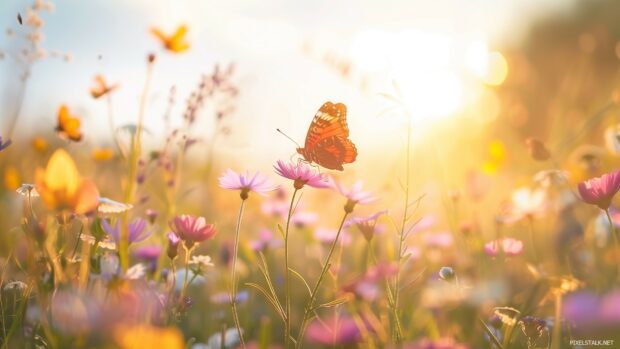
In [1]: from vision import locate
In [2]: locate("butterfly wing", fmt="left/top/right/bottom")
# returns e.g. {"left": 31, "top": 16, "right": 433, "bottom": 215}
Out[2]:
{"left": 302, "top": 101, "right": 357, "bottom": 171}
{"left": 170, "top": 25, "right": 189, "bottom": 52}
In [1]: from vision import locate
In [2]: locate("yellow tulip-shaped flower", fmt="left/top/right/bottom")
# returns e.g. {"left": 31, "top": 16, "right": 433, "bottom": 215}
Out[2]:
{"left": 35, "top": 149, "right": 99, "bottom": 214}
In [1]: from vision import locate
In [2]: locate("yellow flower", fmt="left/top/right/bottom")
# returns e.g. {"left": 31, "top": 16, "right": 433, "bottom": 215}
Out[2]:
{"left": 4, "top": 166, "right": 20, "bottom": 190}
{"left": 115, "top": 325, "right": 184, "bottom": 349}
{"left": 150, "top": 25, "right": 190, "bottom": 53}
{"left": 35, "top": 149, "right": 99, "bottom": 214}
{"left": 32, "top": 136, "right": 49, "bottom": 153}
{"left": 92, "top": 147, "right": 114, "bottom": 162}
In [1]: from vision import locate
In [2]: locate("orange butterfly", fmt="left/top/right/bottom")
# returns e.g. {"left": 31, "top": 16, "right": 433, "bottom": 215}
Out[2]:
{"left": 90, "top": 75, "right": 118, "bottom": 99}
{"left": 296, "top": 101, "right": 357, "bottom": 171}
{"left": 55, "top": 105, "right": 82, "bottom": 142}
{"left": 150, "top": 25, "right": 190, "bottom": 53}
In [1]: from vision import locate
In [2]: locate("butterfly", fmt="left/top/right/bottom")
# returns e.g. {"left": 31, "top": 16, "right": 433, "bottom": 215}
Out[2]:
{"left": 296, "top": 101, "right": 357, "bottom": 171}
{"left": 150, "top": 25, "right": 190, "bottom": 53}
{"left": 90, "top": 75, "right": 118, "bottom": 99}
{"left": 55, "top": 105, "right": 82, "bottom": 142}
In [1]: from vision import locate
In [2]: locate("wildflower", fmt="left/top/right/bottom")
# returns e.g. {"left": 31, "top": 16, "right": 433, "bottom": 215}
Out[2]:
{"left": 577, "top": 169, "right": 620, "bottom": 210}
{"left": 92, "top": 147, "right": 114, "bottom": 162}
{"left": 500, "top": 187, "right": 547, "bottom": 223}
{"left": 306, "top": 313, "right": 361, "bottom": 345}
{"left": 171, "top": 215, "right": 217, "bottom": 246}
{"left": 218, "top": 169, "right": 276, "bottom": 199}
{"left": 145, "top": 209, "right": 158, "bottom": 224}
{"left": 205, "top": 328, "right": 242, "bottom": 349}
{"left": 115, "top": 325, "right": 184, "bottom": 349}
{"left": 314, "top": 227, "right": 352, "bottom": 246}
{"left": 4, "top": 166, "right": 20, "bottom": 190}
{"left": 347, "top": 210, "right": 388, "bottom": 241}
{"left": 274, "top": 160, "right": 330, "bottom": 189}
{"left": 525, "top": 137, "right": 551, "bottom": 161}
{"left": 189, "top": 255, "right": 214, "bottom": 269}
{"left": 291, "top": 211, "right": 318, "bottom": 227}
{"left": 150, "top": 25, "right": 190, "bottom": 53}
{"left": 331, "top": 178, "right": 377, "bottom": 213}
{"left": 97, "top": 197, "right": 133, "bottom": 214}
{"left": 3, "top": 281, "right": 27, "bottom": 291}
{"left": 125, "top": 263, "right": 147, "bottom": 280}
{"left": 0, "top": 136, "right": 11, "bottom": 151}
{"left": 166, "top": 232, "right": 181, "bottom": 259}
{"left": 100, "top": 253, "right": 120, "bottom": 280}
{"left": 35, "top": 149, "right": 99, "bottom": 214}
{"left": 101, "top": 218, "right": 151, "bottom": 245}
{"left": 484, "top": 238, "right": 524, "bottom": 257}
{"left": 134, "top": 245, "right": 162, "bottom": 271}
{"left": 55, "top": 105, "right": 83, "bottom": 142}
{"left": 249, "top": 228, "right": 282, "bottom": 252}
{"left": 90, "top": 75, "right": 118, "bottom": 99}
{"left": 563, "top": 291, "right": 620, "bottom": 330}
{"left": 16, "top": 183, "right": 39, "bottom": 197}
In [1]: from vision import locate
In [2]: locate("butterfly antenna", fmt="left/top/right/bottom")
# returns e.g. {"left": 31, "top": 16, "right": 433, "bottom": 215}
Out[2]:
{"left": 276, "top": 128, "right": 301, "bottom": 148}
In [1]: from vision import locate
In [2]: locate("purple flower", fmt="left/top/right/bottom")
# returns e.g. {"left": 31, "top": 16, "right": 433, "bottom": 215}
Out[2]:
{"left": 563, "top": 290, "right": 620, "bottom": 331}
{"left": 0, "top": 137, "right": 12, "bottom": 151}
{"left": 346, "top": 209, "right": 388, "bottom": 241}
{"left": 167, "top": 232, "right": 181, "bottom": 259}
{"left": 274, "top": 160, "right": 330, "bottom": 189}
{"left": 331, "top": 178, "right": 377, "bottom": 205}
{"left": 306, "top": 313, "right": 361, "bottom": 345}
{"left": 219, "top": 169, "right": 276, "bottom": 199}
{"left": 145, "top": 209, "right": 159, "bottom": 224}
{"left": 171, "top": 215, "right": 217, "bottom": 246}
{"left": 578, "top": 169, "right": 620, "bottom": 210}
{"left": 134, "top": 245, "right": 162, "bottom": 261}
{"left": 101, "top": 218, "right": 151, "bottom": 244}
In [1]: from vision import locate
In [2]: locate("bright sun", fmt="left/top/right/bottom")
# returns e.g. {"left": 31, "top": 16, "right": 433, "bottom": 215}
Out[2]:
{"left": 350, "top": 29, "right": 508, "bottom": 126}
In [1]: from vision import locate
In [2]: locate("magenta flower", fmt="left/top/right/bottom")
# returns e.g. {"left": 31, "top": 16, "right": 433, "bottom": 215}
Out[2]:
{"left": 274, "top": 160, "right": 330, "bottom": 189}
{"left": 0, "top": 137, "right": 11, "bottom": 152}
{"left": 346, "top": 209, "right": 388, "bottom": 241}
{"left": 306, "top": 313, "right": 362, "bottom": 345}
{"left": 218, "top": 169, "right": 276, "bottom": 199}
{"left": 101, "top": 218, "right": 151, "bottom": 245}
{"left": 484, "top": 238, "right": 524, "bottom": 257}
{"left": 171, "top": 215, "right": 217, "bottom": 246}
{"left": 577, "top": 170, "right": 620, "bottom": 210}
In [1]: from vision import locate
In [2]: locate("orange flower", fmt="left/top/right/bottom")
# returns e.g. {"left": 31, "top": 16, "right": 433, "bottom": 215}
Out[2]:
{"left": 115, "top": 325, "right": 184, "bottom": 349}
{"left": 55, "top": 105, "right": 83, "bottom": 142}
{"left": 92, "top": 147, "right": 114, "bottom": 162}
{"left": 4, "top": 166, "right": 20, "bottom": 190}
{"left": 35, "top": 149, "right": 99, "bottom": 214}
{"left": 90, "top": 75, "right": 118, "bottom": 99}
{"left": 150, "top": 25, "right": 189, "bottom": 53}
{"left": 32, "top": 136, "right": 49, "bottom": 153}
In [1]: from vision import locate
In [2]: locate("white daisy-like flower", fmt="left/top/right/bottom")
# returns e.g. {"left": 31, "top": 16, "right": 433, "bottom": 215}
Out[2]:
{"left": 16, "top": 183, "right": 39, "bottom": 197}
{"left": 125, "top": 263, "right": 146, "bottom": 280}
{"left": 97, "top": 197, "right": 133, "bottom": 214}
{"left": 3, "top": 281, "right": 27, "bottom": 291}
{"left": 189, "top": 255, "right": 214, "bottom": 269}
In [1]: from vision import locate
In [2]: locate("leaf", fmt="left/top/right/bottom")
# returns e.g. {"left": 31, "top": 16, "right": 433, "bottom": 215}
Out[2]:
{"left": 256, "top": 252, "right": 284, "bottom": 315}
{"left": 289, "top": 268, "right": 312, "bottom": 296}
{"left": 246, "top": 283, "right": 285, "bottom": 321}
{"left": 312, "top": 296, "right": 350, "bottom": 311}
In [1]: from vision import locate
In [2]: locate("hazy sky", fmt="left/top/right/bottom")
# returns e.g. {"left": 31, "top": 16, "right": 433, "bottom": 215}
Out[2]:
{"left": 0, "top": 0, "right": 575, "bottom": 169}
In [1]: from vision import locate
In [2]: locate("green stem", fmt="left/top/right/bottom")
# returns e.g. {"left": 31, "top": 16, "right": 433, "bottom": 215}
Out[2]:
{"left": 284, "top": 189, "right": 299, "bottom": 347}
{"left": 295, "top": 210, "right": 349, "bottom": 348}
{"left": 604, "top": 209, "right": 620, "bottom": 278}
{"left": 231, "top": 199, "right": 247, "bottom": 348}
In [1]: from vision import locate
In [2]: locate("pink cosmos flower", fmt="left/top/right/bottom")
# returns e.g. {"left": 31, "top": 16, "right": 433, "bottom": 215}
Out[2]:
{"left": 484, "top": 238, "right": 524, "bottom": 257}
{"left": 273, "top": 160, "right": 330, "bottom": 189}
{"left": 314, "top": 227, "right": 352, "bottom": 246}
{"left": 171, "top": 215, "right": 217, "bottom": 246}
{"left": 306, "top": 313, "right": 362, "bottom": 345}
{"left": 577, "top": 169, "right": 620, "bottom": 210}
{"left": 331, "top": 178, "right": 377, "bottom": 205}
{"left": 500, "top": 187, "right": 547, "bottom": 223}
{"left": 218, "top": 169, "right": 276, "bottom": 199}
{"left": 166, "top": 232, "right": 181, "bottom": 259}
{"left": 346, "top": 209, "right": 388, "bottom": 241}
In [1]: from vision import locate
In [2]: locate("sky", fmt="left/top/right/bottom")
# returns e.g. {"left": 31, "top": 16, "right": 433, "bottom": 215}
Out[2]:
{"left": 0, "top": 0, "right": 576, "bottom": 170}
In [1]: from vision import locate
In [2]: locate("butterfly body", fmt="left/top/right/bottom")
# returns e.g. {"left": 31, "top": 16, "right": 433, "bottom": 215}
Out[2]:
{"left": 297, "top": 101, "right": 357, "bottom": 171}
